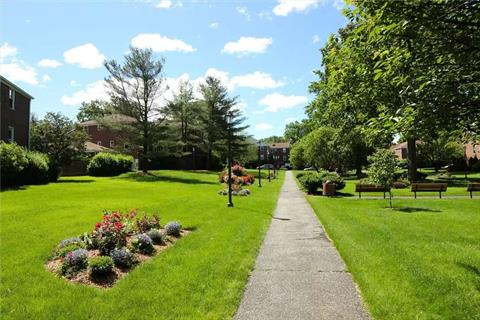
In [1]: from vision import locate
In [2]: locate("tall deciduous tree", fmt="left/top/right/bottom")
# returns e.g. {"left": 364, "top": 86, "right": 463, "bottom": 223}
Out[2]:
{"left": 30, "top": 112, "right": 87, "bottom": 177}
{"left": 76, "top": 100, "right": 113, "bottom": 122}
{"left": 104, "top": 47, "right": 166, "bottom": 170}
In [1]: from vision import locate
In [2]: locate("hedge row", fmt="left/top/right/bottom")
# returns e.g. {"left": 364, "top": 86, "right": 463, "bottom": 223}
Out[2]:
{"left": 87, "top": 152, "right": 133, "bottom": 176}
{"left": 0, "top": 142, "right": 57, "bottom": 188}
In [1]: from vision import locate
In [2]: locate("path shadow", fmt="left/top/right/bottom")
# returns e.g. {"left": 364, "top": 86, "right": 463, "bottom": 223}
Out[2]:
{"left": 393, "top": 207, "right": 441, "bottom": 213}
{"left": 120, "top": 172, "right": 217, "bottom": 185}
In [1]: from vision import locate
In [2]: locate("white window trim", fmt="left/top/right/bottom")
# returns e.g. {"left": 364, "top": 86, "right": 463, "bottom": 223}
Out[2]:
{"left": 109, "top": 140, "right": 115, "bottom": 147}
{"left": 97, "top": 141, "right": 102, "bottom": 146}
{"left": 9, "top": 88, "right": 15, "bottom": 110}
{"left": 8, "top": 126, "right": 15, "bottom": 142}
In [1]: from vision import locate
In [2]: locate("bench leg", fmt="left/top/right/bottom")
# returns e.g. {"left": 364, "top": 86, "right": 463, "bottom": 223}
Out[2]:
{"left": 471, "top": 191, "right": 473, "bottom": 199}
{"left": 359, "top": 192, "right": 361, "bottom": 199}
{"left": 439, "top": 191, "right": 442, "bottom": 199}
{"left": 414, "top": 191, "right": 416, "bottom": 199}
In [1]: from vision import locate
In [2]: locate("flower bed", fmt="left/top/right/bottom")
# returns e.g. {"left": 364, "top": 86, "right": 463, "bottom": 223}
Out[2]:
{"left": 46, "top": 210, "right": 188, "bottom": 288}
{"left": 218, "top": 164, "right": 253, "bottom": 196}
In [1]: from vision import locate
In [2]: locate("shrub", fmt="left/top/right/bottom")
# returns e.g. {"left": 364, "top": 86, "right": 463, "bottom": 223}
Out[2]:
{"left": 92, "top": 212, "right": 127, "bottom": 255}
{"left": 88, "top": 256, "right": 114, "bottom": 276}
{"left": 22, "top": 151, "right": 50, "bottom": 185}
{"left": 0, "top": 142, "right": 28, "bottom": 188}
{"left": 87, "top": 152, "right": 133, "bottom": 177}
{"left": 417, "top": 171, "right": 428, "bottom": 181}
{"left": 61, "top": 249, "right": 88, "bottom": 276}
{"left": 393, "top": 180, "right": 410, "bottom": 189}
{"left": 131, "top": 234, "right": 155, "bottom": 255}
{"left": 79, "top": 232, "right": 97, "bottom": 250}
{"left": 165, "top": 221, "right": 182, "bottom": 237}
{"left": 55, "top": 243, "right": 85, "bottom": 258}
{"left": 471, "top": 159, "right": 480, "bottom": 172}
{"left": 110, "top": 248, "right": 137, "bottom": 268}
{"left": 319, "top": 171, "right": 345, "bottom": 191}
{"left": 146, "top": 229, "right": 165, "bottom": 245}
{"left": 136, "top": 214, "right": 161, "bottom": 233}
{"left": 297, "top": 172, "right": 323, "bottom": 194}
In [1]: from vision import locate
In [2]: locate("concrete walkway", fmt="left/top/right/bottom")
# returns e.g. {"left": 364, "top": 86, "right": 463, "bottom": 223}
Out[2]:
{"left": 234, "top": 171, "right": 370, "bottom": 320}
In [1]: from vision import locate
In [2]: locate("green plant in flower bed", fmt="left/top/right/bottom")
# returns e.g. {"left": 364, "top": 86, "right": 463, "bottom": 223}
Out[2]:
{"left": 135, "top": 213, "right": 161, "bottom": 233}
{"left": 88, "top": 256, "right": 114, "bottom": 276}
{"left": 110, "top": 248, "right": 137, "bottom": 268}
{"left": 55, "top": 242, "right": 86, "bottom": 258}
{"left": 61, "top": 249, "right": 88, "bottom": 277}
{"left": 130, "top": 234, "right": 155, "bottom": 255}
{"left": 146, "top": 228, "right": 165, "bottom": 245}
{"left": 165, "top": 221, "right": 182, "bottom": 237}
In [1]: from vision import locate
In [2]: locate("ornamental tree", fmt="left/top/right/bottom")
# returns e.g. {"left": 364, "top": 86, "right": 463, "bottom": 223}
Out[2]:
{"left": 368, "top": 148, "right": 397, "bottom": 208}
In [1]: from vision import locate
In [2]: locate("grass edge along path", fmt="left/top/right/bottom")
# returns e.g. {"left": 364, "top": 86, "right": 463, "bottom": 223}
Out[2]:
{"left": 0, "top": 170, "right": 284, "bottom": 320}
{"left": 306, "top": 195, "right": 480, "bottom": 320}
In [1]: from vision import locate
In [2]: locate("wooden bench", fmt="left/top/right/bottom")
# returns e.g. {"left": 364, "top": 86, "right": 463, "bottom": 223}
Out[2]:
{"left": 467, "top": 183, "right": 480, "bottom": 198}
{"left": 411, "top": 183, "right": 447, "bottom": 198}
{"left": 355, "top": 184, "right": 390, "bottom": 199}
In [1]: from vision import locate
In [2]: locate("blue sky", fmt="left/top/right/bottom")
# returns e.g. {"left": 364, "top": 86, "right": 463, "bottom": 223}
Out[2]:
{"left": 1, "top": 0, "right": 347, "bottom": 138}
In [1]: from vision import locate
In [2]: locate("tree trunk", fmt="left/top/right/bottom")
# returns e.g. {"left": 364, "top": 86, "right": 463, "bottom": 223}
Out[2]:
{"left": 206, "top": 147, "right": 211, "bottom": 170}
{"left": 407, "top": 138, "right": 417, "bottom": 182}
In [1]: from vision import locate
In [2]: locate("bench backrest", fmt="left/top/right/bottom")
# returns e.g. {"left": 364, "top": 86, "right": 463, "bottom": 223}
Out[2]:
{"left": 467, "top": 183, "right": 480, "bottom": 191}
{"left": 411, "top": 183, "right": 447, "bottom": 192}
{"left": 355, "top": 184, "right": 390, "bottom": 192}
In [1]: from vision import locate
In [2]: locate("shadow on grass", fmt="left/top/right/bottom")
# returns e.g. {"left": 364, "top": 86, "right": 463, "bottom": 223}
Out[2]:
{"left": 56, "top": 179, "right": 95, "bottom": 183}
{"left": 393, "top": 207, "right": 441, "bottom": 213}
{"left": 121, "top": 172, "right": 217, "bottom": 185}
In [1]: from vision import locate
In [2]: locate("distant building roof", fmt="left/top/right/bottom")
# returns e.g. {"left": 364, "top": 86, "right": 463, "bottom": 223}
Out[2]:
{"left": 0, "top": 75, "right": 34, "bottom": 99}
{"left": 269, "top": 142, "right": 290, "bottom": 149}
{"left": 390, "top": 141, "right": 422, "bottom": 150}
{"left": 80, "top": 114, "right": 136, "bottom": 126}
{"left": 85, "top": 141, "right": 112, "bottom": 153}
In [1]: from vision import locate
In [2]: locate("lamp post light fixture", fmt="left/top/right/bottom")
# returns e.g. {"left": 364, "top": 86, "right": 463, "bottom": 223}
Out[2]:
{"left": 227, "top": 113, "right": 233, "bottom": 208}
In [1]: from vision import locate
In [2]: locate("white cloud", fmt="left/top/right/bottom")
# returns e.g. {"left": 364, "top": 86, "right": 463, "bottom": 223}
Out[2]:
{"left": 312, "top": 35, "right": 320, "bottom": 43}
{"left": 332, "top": 0, "right": 344, "bottom": 10}
{"left": 64, "top": 43, "right": 105, "bottom": 69}
{"left": 273, "top": 0, "right": 320, "bottom": 16}
{"left": 258, "top": 11, "right": 273, "bottom": 20}
{"left": 42, "top": 74, "right": 51, "bottom": 82}
{"left": 131, "top": 33, "right": 196, "bottom": 53}
{"left": 259, "top": 92, "right": 308, "bottom": 112}
{"left": 233, "top": 101, "right": 247, "bottom": 112}
{"left": 0, "top": 62, "right": 39, "bottom": 85}
{"left": 70, "top": 80, "right": 78, "bottom": 86}
{"left": 38, "top": 58, "right": 62, "bottom": 68}
{"left": 61, "top": 80, "right": 109, "bottom": 105}
{"left": 0, "top": 43, "right": 18, "bottom": 61}
{"left": 209, "top": 22, "right": 219, "bottom": 29}
{"left": 229, "top": 72, "right": 283, "bottom": 90}
{"left": 255, "top": 123, "right": 273, "bottom": 131}
{"left": 236, "top": 6, "right": 251, "bottom": 20}
{"left": 156, "top": 0, "right": 172, "bottom": 8}
{"left": 222, "top": 37, "right": 272, "bottom": 56}
{"left": 285, "top": 117, "right": 297, "bottom": 123}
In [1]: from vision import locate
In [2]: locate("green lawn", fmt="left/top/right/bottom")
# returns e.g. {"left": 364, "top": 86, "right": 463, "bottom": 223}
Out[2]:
{"left": 306, "top": 194, "right": 480, "bottom": 319}
{"left": 0, "top": 170, "right": 284, "bottom": 320}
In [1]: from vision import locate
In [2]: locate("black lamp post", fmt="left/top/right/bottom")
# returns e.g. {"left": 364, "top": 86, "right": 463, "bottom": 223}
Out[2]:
{"left": 464, "top": 145, "right": 468, "bottom": 180}
{"left": 257, "top": 145, "right": 262, "bottom": 188}
{"left": 227, "top": 113, "right": 233, "bottom": 207}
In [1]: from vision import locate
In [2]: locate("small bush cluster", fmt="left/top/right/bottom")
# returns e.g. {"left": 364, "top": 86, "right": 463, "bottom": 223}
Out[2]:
{"left": 165, "top": 221, "right": 182, "bottom": 237}
{"left": 48, "top": 210, "right": 185, "bottom": 287}
{"left": 88, "top": 256, "right": 114, "bottom": 276}
{"left": 0, "top": 142, "right": 55, "bottom": 188}
{"left": 297, "top": 170, "right": 345, "bottom": 194}
{"left": 87, "top": 152, "right": 133, "bottom": 177}
{"left": 131, "top": 234, "right": 155, "bottom": 255}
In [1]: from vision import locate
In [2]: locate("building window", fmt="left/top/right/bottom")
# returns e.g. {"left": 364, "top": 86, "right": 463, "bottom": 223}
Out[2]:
{"left": 7, "top": 126, "right": 15, "bottom": 142}
{"left": 124, "top": 143, "right": 129, "bottom": 150}
{"left": 97, "top": 141, "right": 102, "bottom": 146}
{"left": 283, "top": 148, "right": 286, "bottom": 153}
{"left": 8, "top": 88, "right": 15, "bottom": 110}
{"left": 97, "top": 125, "right": 102, "bottom": 131}
{"left": 260, "top": 154, "right": 264, "bottom": 160}
{"left": 109, "top": 140, "right": 115, "bottom": 147}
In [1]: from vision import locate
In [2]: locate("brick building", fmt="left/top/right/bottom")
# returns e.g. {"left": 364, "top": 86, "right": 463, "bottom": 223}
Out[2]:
{"left": 80, "top": 114, "right": 136, "bottom": 153}
{"left": 0, "top": 76, "right": 33, "bottom": 148}
{"left": 258, "top": 142, "right": 290, "bottom": 167}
